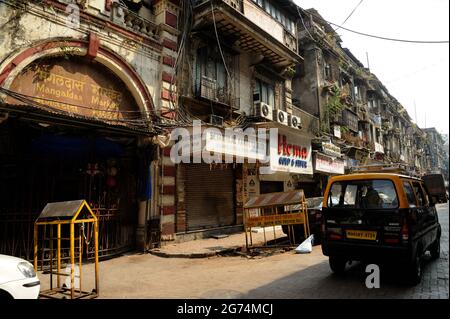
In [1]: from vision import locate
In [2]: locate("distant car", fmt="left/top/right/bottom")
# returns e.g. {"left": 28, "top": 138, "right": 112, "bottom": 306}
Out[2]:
{"left": 0, "top": 254, "right": 40, "bottom": 299}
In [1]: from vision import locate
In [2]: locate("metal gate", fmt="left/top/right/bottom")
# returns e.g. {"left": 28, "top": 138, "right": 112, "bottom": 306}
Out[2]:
{"left": 0, "top": 123, "right": 138, "bottom": 261}
{"left": 185, "top": 164, "right": 235, "bottom": 231}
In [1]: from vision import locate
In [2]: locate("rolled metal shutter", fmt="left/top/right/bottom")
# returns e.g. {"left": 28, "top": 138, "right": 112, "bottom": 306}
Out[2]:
{"left": 185, "top": 164, "right": 235, "bottom": 231}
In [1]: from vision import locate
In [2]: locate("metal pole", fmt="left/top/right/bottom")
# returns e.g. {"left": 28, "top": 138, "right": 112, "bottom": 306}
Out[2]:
{"left": 33, "top": 224, "right": 38, "bottom": 271}
{"left": 79, "top": 227, "right": 82, "bottom": 297}
{"left": 49, "top": 225, "right": 53, "bottom": 291}
{"left": 272, "top": 207, "right": 276, "bottom": 243}
{"left": 57, "top": 224, "right": 61, "bottom": 288}
{"left": 70, "top": 223, "right": 75, "bottom": 299}
{"left": 94, "top": 220, "right": 99, "bottom": 296}
{"left": 244, "top": 209, "right": 248, "bottom": 250}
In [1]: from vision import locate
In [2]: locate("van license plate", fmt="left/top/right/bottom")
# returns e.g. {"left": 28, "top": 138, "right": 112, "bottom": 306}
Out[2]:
{"left": 346, "top": 230, "right": 377, "bottom": 241}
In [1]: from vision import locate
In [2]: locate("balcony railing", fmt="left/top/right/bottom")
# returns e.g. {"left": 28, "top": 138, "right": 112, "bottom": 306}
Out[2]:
{"left": 194, "top": 0, "right": 298, "bottom": 58}
{"left": 111, "top": 2, "right": 159, "bottom": 40}
{"left": 284, "top": 30, "right": 298, "bottom": 52}
{"left": 197, "top": 76, "right": 239, "bottom": 109}
{"left": 195, "top": 0, "right": 244, "bottom": 12}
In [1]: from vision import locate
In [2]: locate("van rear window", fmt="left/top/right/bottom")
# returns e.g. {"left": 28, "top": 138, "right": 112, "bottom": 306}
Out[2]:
{"left": 327, "top": 180, "right": 398, "bottom": 209}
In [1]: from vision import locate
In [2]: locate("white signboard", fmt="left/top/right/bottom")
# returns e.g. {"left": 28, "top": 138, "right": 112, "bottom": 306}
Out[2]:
{"left": 263, "top": 130, "right": 313, "bottom": 175}
{"left": 322, "top": 142, "right": 341, "bottom": 157}
{"left": 314, "top": 153, "right": 345, "bottom": 175}
{"left": 375, "top": 142, "right": 384, "bottom": 154}
{"left": 333, "top": 125, "right": 341, "bottom": 138}
{"left": 204, "top": 130, "right": 267, "bottom": 161}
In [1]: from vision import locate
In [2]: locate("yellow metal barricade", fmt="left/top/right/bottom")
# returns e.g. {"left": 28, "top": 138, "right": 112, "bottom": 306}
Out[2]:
{"left": 34, "top": 200, "right": 99, "bottom": 299}
{"left": 243, "top": 190, "right": 310, "bottom": 249}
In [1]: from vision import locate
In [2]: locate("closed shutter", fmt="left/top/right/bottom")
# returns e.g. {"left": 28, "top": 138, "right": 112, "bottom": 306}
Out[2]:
{"left": 185, "top": 164, "right": 235, "bottom": 231}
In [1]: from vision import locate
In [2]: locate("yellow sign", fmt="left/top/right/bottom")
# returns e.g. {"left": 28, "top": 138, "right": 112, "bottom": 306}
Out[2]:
{"left": 245, "top": 213, "right": 306, "bottom": 228}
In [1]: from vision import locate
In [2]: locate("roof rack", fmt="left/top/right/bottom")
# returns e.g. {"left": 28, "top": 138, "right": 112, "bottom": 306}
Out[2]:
{"left": 350, "top": 163, "right": 416, "bottom": 175}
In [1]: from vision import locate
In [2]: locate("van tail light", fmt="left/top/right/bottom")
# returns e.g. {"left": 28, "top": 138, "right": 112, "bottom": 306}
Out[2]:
{"left": 327, "top": 227, "right": 343, "bottom": 241}
{"left": 401, "top": 218, "right": 409, "bottom": 243}
{"left": 329, "top": 233, "right": 343, "bottom": 240}
{"left": 384, "top": 237, "right": 400, "bottom": 245}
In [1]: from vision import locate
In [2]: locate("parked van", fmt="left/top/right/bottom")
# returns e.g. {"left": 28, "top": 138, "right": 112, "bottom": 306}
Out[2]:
{"left": 321, "top": 168, "right": 444, "bottom": 284}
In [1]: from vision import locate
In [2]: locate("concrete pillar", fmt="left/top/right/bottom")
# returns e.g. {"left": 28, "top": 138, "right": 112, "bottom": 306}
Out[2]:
{"left": 153, "top": 0, "right": 180, "bottom": 120}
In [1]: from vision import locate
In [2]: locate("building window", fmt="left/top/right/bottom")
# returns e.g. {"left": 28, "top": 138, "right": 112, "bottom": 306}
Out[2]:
{"left": 252, "top": 0, "right": 295, "bottom": 34}
{"left": 196, "top": 46, "right": 231, "bottom": 102}
{"left": 324, "top": 62, "right": 332, "bottom": 81}
{"left": 254, "top": 79, "right": 275, "bottom": 107}
{"left": 343, "top": 109, "right": 359, "bottom": 132}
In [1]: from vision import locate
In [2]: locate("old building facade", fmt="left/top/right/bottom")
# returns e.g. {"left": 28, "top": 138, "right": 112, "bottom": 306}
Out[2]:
{"left": 0, "top": 0, "right": 447, "bottom": 256}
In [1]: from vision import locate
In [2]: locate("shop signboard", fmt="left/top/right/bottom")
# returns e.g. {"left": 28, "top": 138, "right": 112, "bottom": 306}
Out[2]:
{"left": 322, "top": 142, "right": 341, "bottom": 157}
{"left": 245, "top": 213, "right": 306, "bottom": 228}
{"left": 314, "top": 152, "right": 345, "bottom": 175}
{"left": 333, "top": 125, "right": 341, "bottom": 138}
{"left": 204, "top": 129, "right": 267, "bottom": 161}
{"left": 7, "top": 56, "right": 138, "bottom": 121}
{"left": 261, "top": 130, "right": 313, "bottom": 175}
{"left": 375, "top": 142, "right": 384, "bottom": 154}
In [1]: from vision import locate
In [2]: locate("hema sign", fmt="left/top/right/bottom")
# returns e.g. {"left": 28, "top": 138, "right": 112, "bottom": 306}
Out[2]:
{"left": 261, "top": 131, "right": 313, "bottom": 175}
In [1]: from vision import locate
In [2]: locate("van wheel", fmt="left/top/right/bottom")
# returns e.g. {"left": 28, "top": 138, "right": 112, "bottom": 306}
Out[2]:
{"left": 407, "top": 250, "right": 422, "bottom": 285}
{"left": 329, "top": 256, "right": 346, "bottom": 275}
{"left": 430, "top": 238, "right": 440, "bottom": 260}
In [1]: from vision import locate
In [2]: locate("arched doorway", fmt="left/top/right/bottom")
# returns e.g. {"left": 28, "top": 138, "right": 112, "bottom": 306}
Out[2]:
{"left": 0, "top": 41, "right": 155, "bottom": 261}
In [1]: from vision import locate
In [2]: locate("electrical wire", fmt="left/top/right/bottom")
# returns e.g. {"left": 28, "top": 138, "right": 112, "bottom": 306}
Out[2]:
{"left": 300, "top": 7, "right": 449, "bottom": 44}
{"left": 210, "top": 1, "right": 231, "bottom": 80}
{"left": 297, "top": 5, "right": 316, "bottom": 43}
{"left": 334, "top": 0, "right": 364, "bottom": 32}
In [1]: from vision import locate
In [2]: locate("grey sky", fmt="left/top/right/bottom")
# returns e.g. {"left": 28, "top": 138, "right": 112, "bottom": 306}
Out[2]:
{"left": 295, "top": 0, "right": 449, "bottom": 135}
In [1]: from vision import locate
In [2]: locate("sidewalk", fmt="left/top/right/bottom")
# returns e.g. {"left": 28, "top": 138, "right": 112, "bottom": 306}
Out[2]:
{"left": 149, "top": 227, "right": 287, "bottom": 258}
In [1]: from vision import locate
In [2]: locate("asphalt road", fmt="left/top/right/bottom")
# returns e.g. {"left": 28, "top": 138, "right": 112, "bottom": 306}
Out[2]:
{"left": 38, "top": 203, "right": 449, "bottom": 299}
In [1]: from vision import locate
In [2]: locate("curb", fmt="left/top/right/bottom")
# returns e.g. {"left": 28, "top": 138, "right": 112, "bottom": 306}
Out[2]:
{"left": 148, "top": 247, "right": 241, "bottom": 259}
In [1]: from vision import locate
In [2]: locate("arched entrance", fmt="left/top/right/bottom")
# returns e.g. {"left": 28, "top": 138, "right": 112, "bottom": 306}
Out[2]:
{"left": 0, "top": 39, "right": 156, "bottom": 261}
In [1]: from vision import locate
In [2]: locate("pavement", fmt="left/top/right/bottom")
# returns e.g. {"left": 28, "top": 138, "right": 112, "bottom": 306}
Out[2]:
{"left": 37, "top": 203, "right": 449, "bottom": 299}
{"left": 149, "top": 227, "right": 287, "bottom": 258}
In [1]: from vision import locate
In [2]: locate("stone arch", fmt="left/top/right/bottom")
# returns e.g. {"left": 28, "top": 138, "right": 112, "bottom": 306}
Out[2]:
{"left": 0, "top": 37, "right": 155, "bottom": 122}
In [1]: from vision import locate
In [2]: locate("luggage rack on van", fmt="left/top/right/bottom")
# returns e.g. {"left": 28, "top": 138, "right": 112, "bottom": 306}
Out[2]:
{"left": 350, "top": 164, "right": 420, "bottom": 177}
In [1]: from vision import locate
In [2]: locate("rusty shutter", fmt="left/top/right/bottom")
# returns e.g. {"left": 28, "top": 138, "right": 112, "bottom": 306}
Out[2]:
{"left": 185, "top": 164, "right": 235, "bottom": 231}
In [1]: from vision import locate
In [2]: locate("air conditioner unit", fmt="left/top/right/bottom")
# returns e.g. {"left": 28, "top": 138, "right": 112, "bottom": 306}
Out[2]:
{"left": 274, "top": 109, "right": 288, "bottom": 126}
{"left": 288, "top": 114, "right": 302, "bottom": 129}
{"left": 254, "top": 102, "right": 273, "bottom": 121}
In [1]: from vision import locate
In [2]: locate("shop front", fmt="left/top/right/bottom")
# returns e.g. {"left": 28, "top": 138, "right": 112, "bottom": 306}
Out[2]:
{"left": 312, "top": 141, "right": 345, "bottom": 195}
{"left": 174, "top": 125, "right": 267, "bottom": 237}
{"left": 258, "top": 128, "right": 314, "bottom": 197}
{"left": 0, "top": 44, "right": 155, "bottom": 261}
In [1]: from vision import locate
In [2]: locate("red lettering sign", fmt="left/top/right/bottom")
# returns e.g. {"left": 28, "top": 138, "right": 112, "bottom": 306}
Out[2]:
{"left": 278, "top": 134, "right": 309, "bottom": 159}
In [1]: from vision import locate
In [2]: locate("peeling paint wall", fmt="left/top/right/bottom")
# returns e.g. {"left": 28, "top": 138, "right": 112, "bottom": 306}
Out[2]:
{"left": 0, "top": 2, "right": 162, "bottom": 110}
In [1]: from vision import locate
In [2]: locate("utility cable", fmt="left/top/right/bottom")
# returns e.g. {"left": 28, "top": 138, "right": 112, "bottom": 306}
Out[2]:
{"left": 334, "top": 0, "right": 364, "bottom": 32}
{"left": 300, "top": 7, "right": 449, "bottom": 44}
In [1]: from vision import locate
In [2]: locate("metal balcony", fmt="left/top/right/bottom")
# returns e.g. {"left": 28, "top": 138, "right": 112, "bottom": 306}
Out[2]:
{"left": 193, "top": 0, "right": 301, "bottom": 68}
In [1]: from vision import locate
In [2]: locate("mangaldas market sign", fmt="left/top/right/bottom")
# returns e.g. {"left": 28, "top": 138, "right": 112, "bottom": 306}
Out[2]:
{"left": 7, "top": 57, "right": 138, "bottom": 121}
